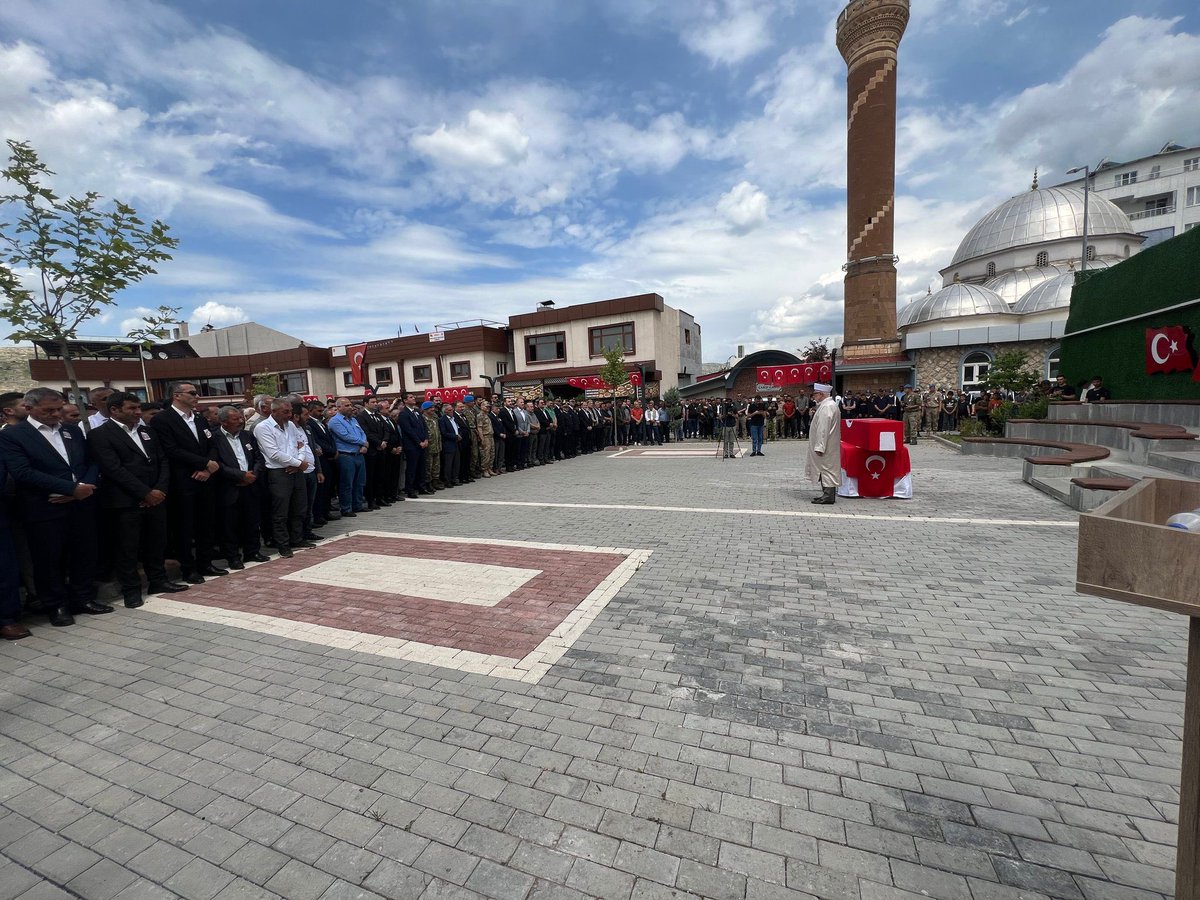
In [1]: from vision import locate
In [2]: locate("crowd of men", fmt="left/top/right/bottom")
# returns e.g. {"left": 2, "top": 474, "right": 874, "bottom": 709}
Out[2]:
{"left": 0, "top": 384, "right": 685, "bottom": 640}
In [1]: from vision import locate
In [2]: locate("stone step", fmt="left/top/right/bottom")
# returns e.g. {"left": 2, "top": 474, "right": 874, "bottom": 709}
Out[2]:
{"left": 1049, "top": 401, "right": 1200, "bottom": 429}
{"left": 1028, "top": 474, "right": 1072, "bottom": 506}
{"left": 1147, "top": 449, "right": 1200, "bottom": 480}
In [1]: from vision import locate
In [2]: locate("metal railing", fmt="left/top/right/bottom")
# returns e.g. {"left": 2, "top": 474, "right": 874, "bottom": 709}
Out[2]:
{"left": 1128, "top": 205, "right": 1176, "bottom": 220}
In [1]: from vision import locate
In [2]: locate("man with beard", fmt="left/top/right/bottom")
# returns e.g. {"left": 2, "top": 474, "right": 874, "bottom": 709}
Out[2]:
{"left": 806, "top": 383, "right": 841, "bottom": 505}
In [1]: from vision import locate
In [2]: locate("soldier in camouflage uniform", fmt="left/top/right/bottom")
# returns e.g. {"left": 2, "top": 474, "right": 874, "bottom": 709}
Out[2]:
{"left": 902, "top": 385, "right": 922, "bottom": 445}
{"left": 461, "top": 396, "right": 480, "bottom": 479}
{"left": 422, "top": 401, "right": 443, "bottom": 489}
{"left": 475, "top": 398, "right": 495, "bottom": 476}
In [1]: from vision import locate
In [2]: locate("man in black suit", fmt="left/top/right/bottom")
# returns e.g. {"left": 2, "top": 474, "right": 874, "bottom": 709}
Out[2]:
{"left": 0, "top": 388, "right": 112, "bottom": 626}
{"left": 0, "top": 455, "right": 31, "bottom": 640}
{"left": 90, "top": 391, "right": 189, "bottom": 607}
{"left": 356, "top": 395, "right": 389, "bottom": 510}
{"left": 305, "top": 401, "right": 338, "bottom": 524}
{"left": 439, "top": 403, "right": 462, "bottom": 486}
{"left": 379, "top": 399, "right": 405, "bottom": 502}
{"left": 397, "top": 393, "right": 429, "bottom": 498}
{"left": 213, "top": 405, "right": 270, "bottom": 569}
{"left": 150, "top": 381, "right": 228, "bottom": 584}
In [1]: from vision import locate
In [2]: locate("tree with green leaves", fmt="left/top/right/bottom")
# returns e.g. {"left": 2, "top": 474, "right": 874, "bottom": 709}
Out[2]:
{"left": 663, "top": 386, "right": 683, "bottom": 440}
{"left": 598, "top": 345, "right": 630, "bottom": 448}
{"left": 981, "top": 348, "right": 1039, "bottom": 394}
{"left": 0, "top": 140, "right": 178, "bottom": 404}
{"left": 799, "top": 338, "right": 832, "bottom": 362}
{"left": 121, "top": 305, "right": 182, "bottom": 398}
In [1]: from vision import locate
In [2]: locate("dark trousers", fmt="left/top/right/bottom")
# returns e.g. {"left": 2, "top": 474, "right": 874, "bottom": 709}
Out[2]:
{"left": 404, "top": 446, "right": 426, "bottom": 493}
{"left": 363, "top": 452, "right": 383, "bottom": 506}
{"left": 537, "top": 430, "right": 552, "bottom": 462}
{"left": 27, "top": 506, "right": 98, "bottom": 612}
{"left": 302, "top": 470, "right": 318, "bottom": 534}
{"left": 384, "top": 450, "right": 403, "bottom": 500}
{"left": 504, "top": 434, "right": 518, "bottom": 471}
{"left": 314, "top": 456, "right": 335, "bottom": 522}
{"left": 219, "top": 487, "right": 261, "bottom": 562}
{"left": 0, "top": 526, "right": 23, "bottom": 625}
{"left": 517, "top": 435, "right": 530, "bottom": 468}
{"left": 166, "top": 482, "right": 214, "bottom": 574}
{"left": 493, "top": 435, "right": 504, "bottom": 470}
{"left": 107, "top": 505, "right": 168, "bottom": 597}
{"left": 441, "top": 446, "right": 460, "bottom": 485}
{"left": 460, "top": 438, "right": 473, "bottom": 481}
{"left": 267, "top": 469, "right": 306, "bottom": 549}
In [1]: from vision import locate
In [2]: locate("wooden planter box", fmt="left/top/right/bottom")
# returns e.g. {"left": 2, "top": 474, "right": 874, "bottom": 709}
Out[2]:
{"left": 1077, "top": 477, "right": 1200, "bottom": 616}
{"left": 1076, "top": 477, "right": 1200, "bottom": 899}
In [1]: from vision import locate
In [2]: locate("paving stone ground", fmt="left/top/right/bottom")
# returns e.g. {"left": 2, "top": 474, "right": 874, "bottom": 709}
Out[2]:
{"left": 0, "top": 439, "right": 1185, "bottom": 900}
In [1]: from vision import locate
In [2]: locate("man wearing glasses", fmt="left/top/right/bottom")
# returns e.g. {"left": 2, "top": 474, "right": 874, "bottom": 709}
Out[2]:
{"left": 150, "top": 381, "right": 228, "bottom": 584}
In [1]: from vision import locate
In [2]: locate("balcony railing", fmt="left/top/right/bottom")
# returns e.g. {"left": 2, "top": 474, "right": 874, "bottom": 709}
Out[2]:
{"left": 1129, "top": 205, "right": 1176, "bottom": 220}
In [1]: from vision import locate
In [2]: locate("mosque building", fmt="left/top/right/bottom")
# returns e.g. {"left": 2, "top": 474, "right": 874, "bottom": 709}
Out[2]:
{"left": 898, "top": 175, "right": 1144, "bottom": 392}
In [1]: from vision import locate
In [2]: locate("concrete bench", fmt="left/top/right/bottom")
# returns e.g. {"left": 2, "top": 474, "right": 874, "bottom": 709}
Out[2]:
{"left": 1008, "top": 418, "right": 1196, "bottom": 442}
{"left": 1070, "top": 476, "right": 1137, "bottom": 492}
{"left": 961, "top": 437, "right": 1110, "bottom": 466}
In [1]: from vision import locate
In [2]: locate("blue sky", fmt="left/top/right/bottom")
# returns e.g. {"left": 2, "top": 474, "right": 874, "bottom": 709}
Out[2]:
{"left": 1, "top": 0, "right": 1197, "bottom": 362}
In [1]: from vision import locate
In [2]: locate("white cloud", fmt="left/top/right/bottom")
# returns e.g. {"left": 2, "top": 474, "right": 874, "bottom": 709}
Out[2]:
{"left": 717, "top": 181, "right": 769, "bottom": 233}
{"left": 191, "top": 301, "right": 247, "bottom": 328}
{"left": 412, "top": 109, "right": 531, "bottom": 168}
{"left": 119, "top": 307, "right": 158, "bottom": 336}
{"left": 683, "top": 7, "right": 772, "bottom": 66}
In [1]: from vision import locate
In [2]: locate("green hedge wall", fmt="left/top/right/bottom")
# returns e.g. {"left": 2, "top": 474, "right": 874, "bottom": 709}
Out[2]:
{"left": 1062, "top": 226, "right": 1200, "bottom": 400}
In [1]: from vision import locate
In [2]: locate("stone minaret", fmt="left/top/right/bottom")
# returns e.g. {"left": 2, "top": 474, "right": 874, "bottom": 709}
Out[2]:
{"left": 836, "top": 0, "right": 909, "bottom": 379}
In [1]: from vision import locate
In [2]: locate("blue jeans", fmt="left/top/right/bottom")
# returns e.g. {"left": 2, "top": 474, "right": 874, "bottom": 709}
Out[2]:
{"left": 337, "top": 452, "right": 366, "bottom": 512}
{"left": 750, "top": 424, "right": 765, "bottom": 454}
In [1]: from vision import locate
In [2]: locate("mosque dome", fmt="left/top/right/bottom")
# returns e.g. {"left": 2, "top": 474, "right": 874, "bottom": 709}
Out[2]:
{"left": 984, "top": 264, "right": 1071, "bottom": 305}
{"left": 951, "top": 186, "right": 1135, "bottom": 266}
{"left": 898, "top": 282, "right": 1013, "bottom": 328}
{"left": 1012, "top": 273, "right": 1076, "bottom": 315}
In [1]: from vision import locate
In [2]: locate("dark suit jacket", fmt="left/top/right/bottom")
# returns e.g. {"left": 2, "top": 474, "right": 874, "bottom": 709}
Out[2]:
{"left": 90, "top": 420, "right": 169, "bottom": 508}
{"left": 357, "top": 410, "right": 386, "bottom": 454}
{"left": 0, "top": 419, "right": 98, "bottom": 522}
{"left": 438, "top": 413, "right": 462, "bottom": 446}
{"left": 150, "top": 405, "right": 215, "bottom": 491}
{"left": 306, "top": 417, "right": 337, "bottom": 461}
{"left": 397, "top": 407, "right": 428, "bottom": 451}
{"left": 498, "top": 406, "right": 517, "bottom": 438}
{"left": 212, "top": 428, "right": 266, "bottom": 505}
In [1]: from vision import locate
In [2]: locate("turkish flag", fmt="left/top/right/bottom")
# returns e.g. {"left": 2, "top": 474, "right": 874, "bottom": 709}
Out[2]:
{"left": 424, "top": 390, "right": 434, "bottom": 400}
{"left": 567, "top": 377, "right": 579, "bottom": 388}
{"left": 347, "top": 343, "right": 368, "bottom": 386}
{"left": 629, "top": 372, "right": 642, "bottom": 386}
{"left": 817, "top": 362, "right": 832, "bottom": 382}
{"left": 1145, "top": 326, "right": 1193, "bottom": 375}
{"left": 590, "top": 376, "right": 604, "bottom": 388}
{"left": 756, "top": 367, "right": 774, "bottom": 385}
{"left": 786, "top": 366, "right": 802, "bottom": 385}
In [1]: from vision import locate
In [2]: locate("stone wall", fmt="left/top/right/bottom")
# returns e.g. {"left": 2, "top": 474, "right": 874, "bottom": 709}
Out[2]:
{"left": 913, "top": 340, "right": 1057, "bottom": 390}
{"left": 0, "top": 347, "right": 36, "bottom": 393}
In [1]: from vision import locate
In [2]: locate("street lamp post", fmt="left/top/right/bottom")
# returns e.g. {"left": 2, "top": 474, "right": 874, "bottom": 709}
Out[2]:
{"left": 1065, "top": 163, "right": 1092, "bottom": 273}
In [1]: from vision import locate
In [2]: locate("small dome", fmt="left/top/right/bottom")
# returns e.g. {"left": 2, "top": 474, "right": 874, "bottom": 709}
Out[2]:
{"left": 1013, "top": 273, "right": 1076, "bottom": 315}
{"left": 952, "top": 186, "right": 1135, "bottom": 266}
{"left": 984, "top": 264, "right": 1071, "bottom": 305}
{"left": 898, "top": 283, "right": 1013, "bottom": 328}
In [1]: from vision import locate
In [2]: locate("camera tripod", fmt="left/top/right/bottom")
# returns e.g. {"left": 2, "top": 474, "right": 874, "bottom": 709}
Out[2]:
{"left": 717, "top": 427, "right": 741, "bottom": 460}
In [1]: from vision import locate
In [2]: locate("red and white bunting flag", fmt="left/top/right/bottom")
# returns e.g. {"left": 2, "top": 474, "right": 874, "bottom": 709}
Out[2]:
{"left": 629, "top": 372, "right": 643, "bottom": 386}
{"left": 1145, "top": 326, "right": 1194, "bottom": 375}
{"left": 817, "top": 362, "right": 833, "bottom": 382}
{"left": 756, "top": 366, "right": 774, "bottom": 385}
{"left": 347, "top": 343, "right": 368, "bottom": 386}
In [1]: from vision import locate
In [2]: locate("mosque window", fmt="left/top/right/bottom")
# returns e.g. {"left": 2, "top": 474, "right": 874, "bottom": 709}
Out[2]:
{"left": 961, "top": 351, "right": 991, "bottom": 389}
{"left": 1124, "top": 244, "right": 1131, "bottom": 257}
{"left": 986, "top": 262, "right": 996, "bottom": 277}
{"left": 1086, "top": 245, "right": 1096, "bottom": 261}
{"left": 1046, "top": 346, "right": 1062, "bottom": 381}
{"left": 1036, "top": 252, "right": 1048, "bottom": 267}
{"left": 1114, "top": 172, "right": 1137, "bottom": 187}
{"left": 1185, "top": 157, "right": 1199, "bottom": 173}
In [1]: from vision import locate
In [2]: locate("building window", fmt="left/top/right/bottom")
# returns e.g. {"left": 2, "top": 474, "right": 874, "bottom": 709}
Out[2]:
{"left": 1115, "top": 171, "right": 1137, "bottom": 187}
{"left": 986, "top": 262, "right": 996, "bottom": 277}
{"left": 589, "top": 322, "right": 635, "bottom": 356}
{"left": 125, "top": 386, "right": 148, "bottom": 401}
{"left": 496, "top": 361, "right": 508, "bottom": 376}
{"left": 1187, "top": 187, "right": 1200, "bottom": 208}
{"left": 1035, "top": 251, "right": 1048, "bottom": 267}
{"left": 342, "top": 372, "right": 356, "bottom": 388}
{"left": 1125, "top": 244, "right": 1131, "bottom": 256}
{"left": 449, "top": 360, "right": 471, "bottom": 380}
{"left": 1046, "top": 345, "right": 1062, "bottom": 381}
{"left": 1149, "top": 165, "right": 1161, "bottom": 180}
{"left": 412, "top": 365, "right": 432, "bottom": 382}
{"left": 961, "top": 351, "right": 991, "bottom": 389}
{"left": 1185, "top": 157, "right": 1199, "bottom": 173}
{"left": 374, "top": 367, "right": 393, "bottom": 385}
{"left": 281, "top": 372, "right": 307, "bottom": 394}
{"left": 1086, "top": 245, "right": 1096, "bottom": 261}
{"left": 1187, "top": 223, "right": 1199, "bottom": 232}
{"left": 526, "top": 331, "right": 566, "bottom": 363}
{"left": 179, "top": 376, "right": 246, "bottom": 397}
{"left": 684, "top": 328, "right": 691, "bottom": 345}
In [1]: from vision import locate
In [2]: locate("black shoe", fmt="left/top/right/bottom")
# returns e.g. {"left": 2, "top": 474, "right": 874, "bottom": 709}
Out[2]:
{"left": 326, "top": 511, "right": 342, "bottom": 521}
{"left": 394, "top": 494, "right": 405, "bottom": 500}
{"left": 378, "top": 501, "right": 391, "bottom": 507}
{"left": 342, "top": 512, "right": 358, "bottom": 518}
{"left": 368, "top": 504, "right": 379, "bottom": 511}
{"left": 199, "top": 565, "right": 229, "bottom": 577}
{"left": 124, "top": 596, "right": 144, "bottom": 609}
{"left": 302, "top": 533, "right": 323, "bottom": 542}
{"left": 278, "top": 547, "right": 294, "bottom": 558}
{"left": 228, "top": 559, "right": 245, "bottom": 570}
{"left": 50, "top": 607, "right": 75, "bottom": 627}
{"left": 148, "top": 581, "right": 189, "bottom": 594}
{"left": 312, "top": 519, "right": 328, "bottom": 528}
{"left": 76, "top": 601, "right": 114, "bottom": 615}
{"left": 294, "top": 541, "right": 317, "bottom": 550}
{"left": 183, "top": 573, "right": 206, "bottom": 585}
{"left": 246, "top": 553, "right": 270, "bottom": 563}
{"left": 406, "top": 491, "right": 419, "bottom": 499}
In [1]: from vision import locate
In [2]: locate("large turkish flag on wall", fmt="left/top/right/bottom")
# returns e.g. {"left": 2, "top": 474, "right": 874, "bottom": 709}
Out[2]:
{"left": 1145, "top": 326, "right": 1194, "bottom": 375}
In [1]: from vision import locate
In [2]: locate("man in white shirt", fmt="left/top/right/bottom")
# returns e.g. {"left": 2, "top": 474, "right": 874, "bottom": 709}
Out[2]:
{"left": 253, "top": 398, "right": 316, "bottom": 559}
{"left": 87, "top": 387, "right": 114, "bottom": 432}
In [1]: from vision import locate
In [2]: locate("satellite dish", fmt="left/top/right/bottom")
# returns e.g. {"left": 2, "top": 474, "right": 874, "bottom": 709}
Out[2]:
{"left": 140, "top": 350, "right": 153, "bottom": 360}
{"left": 156, "top": 352, "right": 169, "bottom": 359}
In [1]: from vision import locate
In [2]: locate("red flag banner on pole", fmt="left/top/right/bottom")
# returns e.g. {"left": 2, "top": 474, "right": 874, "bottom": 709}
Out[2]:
{"left": 817, "top": 362, "right": 833, "bottom": 382}
{"left": 629, "top": 372, "right": 642, "bottom": 386}
{"left": 1146, "top": 326, "right": 1194, "bottom": 375}
{"left": 756, "top": 367, "right": 773, "bottom": 385}
{"left": 348, "top": 343, "right": 368, "bottom": 386}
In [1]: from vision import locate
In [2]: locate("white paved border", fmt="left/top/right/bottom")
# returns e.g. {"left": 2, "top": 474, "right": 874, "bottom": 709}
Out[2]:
{"left": 147, "top": 531, "right": 652, "bottom": 684}
{"left": 608, "top": 447, "right": 747, "bottom": 459}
